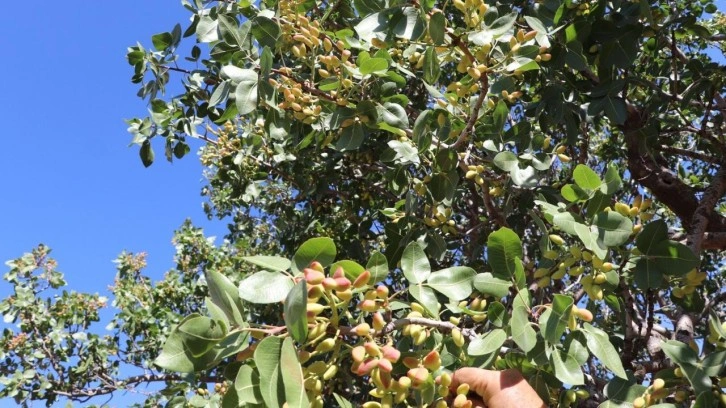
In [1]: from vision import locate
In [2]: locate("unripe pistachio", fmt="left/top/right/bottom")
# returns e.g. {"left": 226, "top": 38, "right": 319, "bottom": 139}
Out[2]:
{"left": 304, "top": 268, "right": 326, "bottom": 285}
{"left": 423, "top": 350, "right": 442, "bottom": 371}
{"left": 334, "top": 277, "right": 352, "bottom": 291}
{"left": 352, "top": 345, "right": 366, "bottom": 363}
{"left": 336, "top": 288, "right": 353, "bottom": 301}
{"left": 372, "top": 312, "right": 386, "bottom": 331}
{"left": 411, "top": 302, "right": 425, "bottom": 314}
{"left": 378, "top": 357, "right": 393, "bottom": 373}
{"left": 362, "top": 402, "right": 382, "bottom": 408}
{"left": 407, "top": 367, "right": 430, "bottom": 387}
{"left": 453, "top": 393, "right": 469, "bottom": 408}
{"left": 537, "top": 276, "right": 551, "bottom": 288}
{"left": 359, "top": 299, "right": 378, "bottom": 312}
{"left": 364, "top": 341, "right": 381, "bottom": 357}
{"left": 549, "top": 234, "right": 565, "bottom": 246}
{"left": 315, "top": 338, "right": 336, "bottom": 353}
{"left": 414, "top": 328, "right": 428, "bottom": 345}
{"left": 615, "top": 202, "right": 631, "bottom": 217}
{"left": 357, "top": 358, "right": 379, "bottom": 375}
{"left": 307, "top": 303, "right": 325, "bottom": 316}
{"left": 355, "top": 323, "right": 371, "bottom": 336}
{"left": 632, "top": 396, "right": 645, "bottom": 408}
{"left": 452, "top": 328, "right": 466, "bottom": 347}
{"left": 353, "top": 270, "right": 371, "bottom": 288}
{"left": 376, "top": 285, "right": 389, "bottom": 298}
{"left": 576, "top": 308, "right": 594, "bottom": 322}
{"left": 382, "top": 345, "right": 401, "bottom": 362}
{"left": 323, "top": 364, "right": 338, "bottom": 380}
{"left": 322, "top": 277, "right": 339, "bottom": 291}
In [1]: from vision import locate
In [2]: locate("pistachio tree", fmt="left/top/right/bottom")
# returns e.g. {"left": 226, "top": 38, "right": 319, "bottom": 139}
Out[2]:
{"left": 2, "top": 0, "right": 726, "bottom": 406}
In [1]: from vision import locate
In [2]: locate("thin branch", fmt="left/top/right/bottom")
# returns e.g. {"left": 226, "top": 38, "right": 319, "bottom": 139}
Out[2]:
{"left": 379, "top": 317, "right": 479, "bottom": 341}
{"left": 700, "top": 291, "right": 726, "bottom": 321}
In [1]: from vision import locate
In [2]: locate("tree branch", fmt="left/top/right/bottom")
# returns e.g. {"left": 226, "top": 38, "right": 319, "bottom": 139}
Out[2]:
{"left": 622, "top": 105, "right": 726, "bottom": 244}
{"left": 687, "top": 163, "right": 726, "bottom": 253}
{"left": 379, "top": 317, "right": 479, "bottom": 341}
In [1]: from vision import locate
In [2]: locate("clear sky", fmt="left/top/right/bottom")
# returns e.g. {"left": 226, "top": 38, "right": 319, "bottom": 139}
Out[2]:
{"left": 0, "top": 1, "right": 227, "bottom": 295}
{"left": 0, "top": 3, "right": 227, "bottom": 405}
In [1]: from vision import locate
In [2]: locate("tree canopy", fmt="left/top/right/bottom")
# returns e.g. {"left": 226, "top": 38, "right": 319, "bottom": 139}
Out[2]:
{"left": 2, "top": 0, "right": 726, "bottom": 407}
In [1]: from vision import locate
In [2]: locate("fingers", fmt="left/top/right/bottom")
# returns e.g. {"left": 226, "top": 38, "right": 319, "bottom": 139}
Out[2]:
{"left": 449, "top": 368, "right": 546, "bottom": 408}
{"left": 450, "top": 367, "right": 500, "bottom": 401}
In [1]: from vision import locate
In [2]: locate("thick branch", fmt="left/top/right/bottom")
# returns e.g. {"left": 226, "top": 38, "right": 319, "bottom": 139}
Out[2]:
{"left": 688, "top": 163, "right": 726, "bottom": 253}
{"left": 622, "top": 105, "right": 726, "bottom": 243}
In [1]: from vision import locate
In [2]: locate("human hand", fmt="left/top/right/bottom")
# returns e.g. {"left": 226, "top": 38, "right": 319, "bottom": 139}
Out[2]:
{"left": 448, "top": 368, "right": 546, "bottom": 408}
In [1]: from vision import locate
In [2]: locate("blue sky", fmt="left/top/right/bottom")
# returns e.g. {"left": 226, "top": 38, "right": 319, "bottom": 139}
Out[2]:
{"left": 0, "top": 4, "right": 228, "bottom": 404}
{"left": 0, "top": 1, "right": 227, "bottom": 296}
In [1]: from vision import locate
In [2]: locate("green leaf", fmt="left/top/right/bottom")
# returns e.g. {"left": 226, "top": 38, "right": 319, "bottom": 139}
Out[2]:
{"left": 333, "top": 393, "right": 354, "bottom": 408}
{"left": 651, "top": 240, "right": 700, "bottom": 275}
{"left": 487, "top": 227, "right": 524, "bottom": 287}
{"left": 473, "top": 272, "right": 512, "bottom": 299}
{"left": 422, "top": 46, "right": 440, "bottom": 84}
{"left": 238, "top": 271, "right": 294, "bottom": 304}
{"left": 661, "top": 341, "right": 713, "bottom": 394}
{"left": 330, "top": 259, "right": 366, "bottom": 281}
{"left": 542, "top": 294, "right": 573, "bottom": 344}
{"left": 401, "top": 242, "right": 431, "bottom": 284}
{"left": 292, "top": 237, "right": 337, "bottom": 274}
{"left": 336, "top": 123, "right": 366, "bottom": 151}
{"left": 493, "top": 151, "right": 519, "bottom": 171}
{"left": 234, "top": 365, "right": 263, "bottom": 404}
{"left": 354, "top": 0, "right": 385, "bottom": 16}
{"left": 633, "top": 258, "right": 665, "bottom": 289}
{"left": 601, "top": 164, "right": 622, "bottom": 194}
{"left": 284, "top": 280, "right": 308, "bottom": 343}
{"left": 561, "top": 184, "right": 590, "bottom": 202}
{"left": 218, "top": 14, "right": 252, "bottom": 50}
{"left": 393, "top": 7, "right": 425, "bottom": 40}
{"left": 242, "top": 255, "right": 291, "bottom": 272}
{"left": 177, "top": 315, "right": 227, "bottom": 357}
{"left": 234, "top": 71, "right": 259, "bottom": 116}
{"left": 511, "top": 291, "right": 537, "bottom": 352}
{"left": 594, "top": 211, "right": 633, "bottom": 247}
{"left": 366, "top": 251, "right": 389, "bottom": 283}
{"left": 602, "top": 377, "right": 647, "bottom": 407}
{"left": 378, "top": 102, "right": 409, "bottom": 129}
{"left": 487, "top": 302, "right": 507, "bottom": 327}
{"left": 429, "top": 13, "right": 446, "bottom": 45}
{"left": 140, "top": 141, "right": 154, "bottom": 167}
{"left": 152, "top": 31, "right": 173, "bottom": 51}
{"left": 551, "top": 349, "right": 584, "bottom": 385}
{"left": 209, "top": 81, "right": 231, "bottom": 106}
{"left": 196, "top": 15, "right": 219, "bottom": 43}
{"left": 582, "top": 323, "right": 627, "bottom": 379}
{"left": 427, "top": 266, "right": 475, "bottom": 300}
{"left": 251, "top": 16, "right": 281, "bottom": 49}
{"left": 573, "top": 165, "right": 601, "bottom": 190}
{"left": 360, "top": 57, "right": 389, "bottom": 75}
{"left": 154, "top": 316, "right": 221, "bottom": 373}
{"left": 205, "top": 269, "right": 246, "bottom": 327}
{"left": 574, "top": 223, "right": 608, "bottom": 259}
{"left": 409, "top": 284, "right": 440, "bottom": 316}
{"left": 552, "top": 212, "right": 585, "bottom": 236}
{"left": 635, "top": 220, "right": 668, "bottom": 255}
{"left": 492, "top": 100, "right": 508, "bottom": 135}
{"left": 280, "top": 337, "right": 309, "bottom": 406}
{"left": 468, "top": 329, "right": 507, "bottom": 356}
{"left": 254, "top": 337, "right": 285, "bottom": 407}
